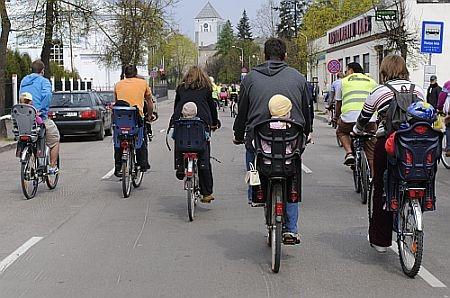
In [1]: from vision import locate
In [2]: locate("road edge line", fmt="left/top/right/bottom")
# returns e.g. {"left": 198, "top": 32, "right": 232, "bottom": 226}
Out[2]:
{"left": 0, "top": 237, "right": 43, "bottom": 273}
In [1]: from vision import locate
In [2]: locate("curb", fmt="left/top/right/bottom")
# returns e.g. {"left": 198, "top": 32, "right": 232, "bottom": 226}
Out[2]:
{"left": 0, "top": 142, "right": 16, "bottom": 154}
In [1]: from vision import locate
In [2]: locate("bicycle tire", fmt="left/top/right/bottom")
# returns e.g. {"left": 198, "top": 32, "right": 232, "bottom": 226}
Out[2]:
{"left": 271, "top": 183, "right": 283, "bottom": 273}
{"left": 397, "top": 200, "right": 424, "bottom": 278}
{"left": 367, "top": 184, "right": 374, "bottom": 224}
{"left": 132, "top": 151, "right": 144, "bottom": 188}
{"left": 353, "top": 165, "right": 361, "bottom": 194}
{"left": 360, "top": 151, "right": 369, "bottom": 204}
{"left": 46, "top": 155, "right": 60, "bottom": 190}
{"left": 441, "top": 135, "right": 450, "bottom": 169}
{"left": 186, "top": 178, "right": 195, "bottom": 222}
{"left": 122, "top": 151, "right": 132, "bottom": 198}
{"left": 20, "top": 150, "right": 38, "bottom": 200}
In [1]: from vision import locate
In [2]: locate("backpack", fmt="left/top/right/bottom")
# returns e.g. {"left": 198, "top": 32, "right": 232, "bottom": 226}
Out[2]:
{"left": 384, "top": 83, "right": 420, "bottom": 135}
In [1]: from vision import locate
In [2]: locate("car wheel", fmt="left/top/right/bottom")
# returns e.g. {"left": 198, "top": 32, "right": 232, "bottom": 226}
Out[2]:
{"left": 96, "top": 122, "right": 105, "bottom": 140}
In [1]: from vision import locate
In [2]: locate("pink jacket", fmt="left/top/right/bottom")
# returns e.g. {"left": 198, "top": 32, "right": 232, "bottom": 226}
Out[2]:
{"left": 437, "top": 80, "right": 450, "bottom": 111}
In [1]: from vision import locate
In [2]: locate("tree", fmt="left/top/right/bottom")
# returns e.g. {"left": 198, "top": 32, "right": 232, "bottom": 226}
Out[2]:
{"left": 237, "top": 10, "right": 253, "bottom": 40}
{"left": 253, "top": 0, "right": 279, "bottom": 38}
{"left": 277, "top": 1, "right": 296, "bottom": 39}
{"left": 374, "top": 0, "right": 418, "bottom": 61}
{"left": 0, "top": 0, "right": 11, "bottom": 136}
{"left": 102, "top": 0, "right": 173, "bottom": 78}
{"left": 216, "top": 20, "right": 235, "bottom": 56}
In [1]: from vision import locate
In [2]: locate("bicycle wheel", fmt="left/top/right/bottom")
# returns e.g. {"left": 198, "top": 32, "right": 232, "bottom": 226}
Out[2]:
{"left": 186, "top": 177, "right": 195, "bottom": 222}
{"left": 46, "top": 155, "right": 60, "bottom": 190}
{"left": 271, "top": 183, "right": 283, "bottom": 273}
{"left": 20, "top": 149, "right": 38, "bottom": 200}
{"left": 121, "top": 151, "right": 132, "bottom": 198}
{"left": 132, "top": 151, "right": 144, "bottom": 188}
{"left": 441, "top": 134, "right": 450, "bottom": 169}
{"left": 397, "top": 199, "right": 424, "bottom": 278}
{"left": 360, "top": 152, "right": 369, "bottom": 204}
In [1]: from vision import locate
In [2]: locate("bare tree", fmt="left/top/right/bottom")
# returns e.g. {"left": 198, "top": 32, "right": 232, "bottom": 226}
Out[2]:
{"left": 253, "top": 0, "right": 279, "bottom": 38}
{"left": 0, "top": 0, "right": 11, "bottom": 136}
{"left": 374, "top": 0, "right": 419, "bottom": 61}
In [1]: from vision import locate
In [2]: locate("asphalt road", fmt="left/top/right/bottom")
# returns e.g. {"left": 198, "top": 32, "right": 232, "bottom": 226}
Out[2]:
{"left": 0, "top": 101, "right": 449, "bottom": 298}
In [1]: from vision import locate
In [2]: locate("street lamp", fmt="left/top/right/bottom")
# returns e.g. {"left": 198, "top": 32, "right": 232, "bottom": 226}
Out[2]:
{"left": 232, "top": 45, "right": 244, "bottom": 68}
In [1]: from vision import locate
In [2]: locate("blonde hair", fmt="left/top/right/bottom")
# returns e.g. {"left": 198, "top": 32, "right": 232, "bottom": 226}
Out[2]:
{"left": 181, "top": 66, "right": 212, "bottom": 91}
{"left": 380, "top": 54, "right": 409, "bottom": 83}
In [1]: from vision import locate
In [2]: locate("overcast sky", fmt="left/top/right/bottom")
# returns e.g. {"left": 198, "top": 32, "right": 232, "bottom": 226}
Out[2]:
{"left": 170, "top": 0, "right": 275, "bottom": 39}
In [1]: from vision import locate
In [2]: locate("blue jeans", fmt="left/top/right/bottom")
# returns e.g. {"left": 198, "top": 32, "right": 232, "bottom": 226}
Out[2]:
{"left": 245, "top": 148, "right": 299, "bottom": 233}
{"left": 446, "top": 125, "right": 450, "bottom": 151}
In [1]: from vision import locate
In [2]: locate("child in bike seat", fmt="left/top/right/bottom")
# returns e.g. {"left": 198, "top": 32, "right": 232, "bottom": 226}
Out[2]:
{"left": 385, "top": 102, "right": 436, "bottom": 156}
{"left": 260, "top": 94, "right": 295, "bottom": 165}
{"left": 20, "top": 92, "right": 43, "bottom": 125}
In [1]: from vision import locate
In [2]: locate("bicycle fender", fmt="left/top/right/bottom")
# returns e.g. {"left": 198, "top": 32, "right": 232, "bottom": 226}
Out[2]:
{"left": 20, "top": 145, "right": 30, "bottom": 164}
{"left": 412, "top": 200, "right": 423, "bottom": 232}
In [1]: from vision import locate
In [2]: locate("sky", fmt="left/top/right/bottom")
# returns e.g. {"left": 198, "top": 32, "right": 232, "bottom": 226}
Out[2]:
{"left": 170, "top": 0, "right": 274, "bottom": 39}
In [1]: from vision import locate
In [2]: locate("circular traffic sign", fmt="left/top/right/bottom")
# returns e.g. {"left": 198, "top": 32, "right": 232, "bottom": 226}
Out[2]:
{"left": 327, "top": 59, "right": 341, "bottom": 74}
{"left": 149, "top": 71, "right": 158, "bottom": 79}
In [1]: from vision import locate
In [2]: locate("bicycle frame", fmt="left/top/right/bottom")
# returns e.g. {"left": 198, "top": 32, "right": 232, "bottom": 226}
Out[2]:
{"left": 184, "top": 153, "right": 198, "bottom": 179}
{"left": 265, "top": 178, "right": 287, "bottom": 227}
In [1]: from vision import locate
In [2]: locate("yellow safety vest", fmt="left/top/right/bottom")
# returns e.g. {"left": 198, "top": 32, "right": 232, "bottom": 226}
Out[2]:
{"left": 341, "top": 73, "right": 377, "bottom": 114}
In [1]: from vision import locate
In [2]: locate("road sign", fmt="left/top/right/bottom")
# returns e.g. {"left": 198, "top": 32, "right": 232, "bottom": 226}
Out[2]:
{"left": 421, "top": 21, "right": 444, "bottom": 54}
{"left": 423, "top": 65, "right": 437, "bottom": 89}
{"left": 149, "top": 70, "right": 158, "bottom": 79}
{"left": 327, "top": 59, "right": 341, "bottom": 74}
{"left": 375, "top": 10, "right": 397, "bottom": 21}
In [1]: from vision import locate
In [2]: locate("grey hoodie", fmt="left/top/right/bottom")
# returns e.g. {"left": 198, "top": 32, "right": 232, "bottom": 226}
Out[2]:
{"left": 233, "top": 60, "right": 312, "bottom": 146}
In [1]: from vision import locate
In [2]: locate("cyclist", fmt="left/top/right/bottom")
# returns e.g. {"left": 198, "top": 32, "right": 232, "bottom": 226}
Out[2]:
{"left": 334, "top": 62, "right": 377, "bottom": 168}
{"left": 353, "top": 54, "right": 426, "bottom": 253}
{"left": 328, "top": 72, "right": 344, "bottom": 124}
{"left": 437, "top": 80, "right": 450, "bottom": 156}
{"left": 219, "top": 84, "right": 229, "bottom": 106}
{"left": 171, "top": 66, "right": 219, "bottom": 203}
{"left": 113, "top": 65, "right": 153, "bottom": 177}
{"left": 19, "top": 59, "right": 60, "bottom": 174}
{"left": 233, "top": 38, "right": 311, "bottom": 242}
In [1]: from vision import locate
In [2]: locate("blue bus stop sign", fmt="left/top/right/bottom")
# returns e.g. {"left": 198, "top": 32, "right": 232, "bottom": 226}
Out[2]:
{"left": 421, "top": 21, "right": 444, "bottom": 54}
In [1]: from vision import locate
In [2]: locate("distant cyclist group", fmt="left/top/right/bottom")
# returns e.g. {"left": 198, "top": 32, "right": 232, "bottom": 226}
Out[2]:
{"left": 10, "top": 37, "right": 447, "bottom": 274}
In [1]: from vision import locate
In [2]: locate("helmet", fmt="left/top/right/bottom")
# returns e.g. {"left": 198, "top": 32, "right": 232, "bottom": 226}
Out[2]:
{"left": 406, "top": 101, "right": 436, "bottom": 123}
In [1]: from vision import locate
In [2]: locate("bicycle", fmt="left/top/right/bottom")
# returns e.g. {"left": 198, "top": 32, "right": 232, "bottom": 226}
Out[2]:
{"left": 383, "top": 122, "right": 442, "bottom": 277}
{"left": 253, "top": 119, "right": 304, "bottom": 273}
{"left": 12, "top": 104, "right": 60, "bottom": 200}
{"left": 112, "top": 106, "right": 145, "bottom": 198}
{"left": 440, "top": 127, "right": 450, "bottom": 169}
{"left": 351, "top": 133, "right": 374, "bottom": 204}
{"left": 230, "top": 100, "right": 238, "bottom": 118}
{"left": 172, "top": 118, "right": 209, "bottom": 221}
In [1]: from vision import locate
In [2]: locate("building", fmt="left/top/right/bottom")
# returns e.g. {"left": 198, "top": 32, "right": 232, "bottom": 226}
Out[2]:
{"left": 194, "top": 2, "right": 224, "bottom": 47}
{"left": 308, "top": 1, "right": 450, "bottom": 93}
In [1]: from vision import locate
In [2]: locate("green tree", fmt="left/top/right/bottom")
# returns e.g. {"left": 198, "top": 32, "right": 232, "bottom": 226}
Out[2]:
{"left": 216, "top": 20, "right": 235, "bottom": 56}
{"left": 237, "top": 10, "right": 253, "bottom": 40}
{"left": 277, "top": 1, "right": 295, "bottom": 39}
{"left": 49, "top": 61, "right": 79, "bottom": 81}
{"left": 0, "top": 0, "right": 11, "bottom": 136}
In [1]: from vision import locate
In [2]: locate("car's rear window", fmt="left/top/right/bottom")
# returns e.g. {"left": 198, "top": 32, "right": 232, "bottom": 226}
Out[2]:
{"left": 51, "top": 93, "right": 93, "bottom": 107}
{"left": 98, "top": 92, "right": 114, "bottom": 103}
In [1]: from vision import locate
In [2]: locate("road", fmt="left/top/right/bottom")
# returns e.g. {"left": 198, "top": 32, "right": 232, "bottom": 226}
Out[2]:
{"left": 0, "top": 101, "right": 449, "bottom": 298}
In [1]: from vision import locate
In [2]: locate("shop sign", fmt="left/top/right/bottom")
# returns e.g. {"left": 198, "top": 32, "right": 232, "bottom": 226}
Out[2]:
{"left": 328, "top": 16, "right": 372, "bottom": 45}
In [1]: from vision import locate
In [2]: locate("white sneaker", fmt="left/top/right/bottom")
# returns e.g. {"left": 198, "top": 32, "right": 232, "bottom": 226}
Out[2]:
{"left": 371, "top": 244, "right": 388, "bottom": 253}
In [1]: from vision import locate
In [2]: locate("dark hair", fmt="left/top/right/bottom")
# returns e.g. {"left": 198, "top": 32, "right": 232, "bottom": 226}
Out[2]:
{"left": 181, "top": 66, "right": 212, "bottom": 91}
{"left": 264, "top": 38, "right": 286, "bottom": 61}
{"left": 31, "top": 60, "right": 45, "bottom": 74}
{"left": 124, "top": 65, "right": 138, "bottom": 78}
{"left": 347, "top": 62, "right": 364, "bottom": 74}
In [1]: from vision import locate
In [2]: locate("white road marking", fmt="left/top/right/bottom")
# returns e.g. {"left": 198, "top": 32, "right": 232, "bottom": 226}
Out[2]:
{"left": 302, "top": 163, "right": 313, "bottom": 174}
{"left": 159, "top": 129, "right": 165, "bottom": 133}
{"left": 390, "top": 241, "right": 447, "bottom": 288}
{"left": 101, "top": 168, "right": 115, "bottom": 180}
{"left": 0, "top": 237, "right": 43, "bottom": 273}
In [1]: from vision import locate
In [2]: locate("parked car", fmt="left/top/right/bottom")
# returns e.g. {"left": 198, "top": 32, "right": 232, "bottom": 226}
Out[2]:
{"left": 49, "top": 91, "right": 112, "bottom": 140}
{"left": 97, "top": 90, "right": 115, "bottom": 109}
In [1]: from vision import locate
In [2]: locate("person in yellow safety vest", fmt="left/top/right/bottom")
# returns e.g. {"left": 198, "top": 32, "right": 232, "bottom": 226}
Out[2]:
{"left": 334, "top": 62, "right": 378, "bottom": 168}
{"left": 210, "top": 77, "right": 219, "bottom": 100}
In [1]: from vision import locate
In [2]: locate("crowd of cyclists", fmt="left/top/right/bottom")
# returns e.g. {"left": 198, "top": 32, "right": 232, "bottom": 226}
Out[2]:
{"left": 11, "top": 36, "right": 449, "bottom": 274}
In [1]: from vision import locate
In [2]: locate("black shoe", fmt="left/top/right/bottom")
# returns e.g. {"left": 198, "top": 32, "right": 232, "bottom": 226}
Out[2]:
{"left": 140, "top": 163, "right": 151, "bottom": 172}
{"left": 344, "top": 153, "right": 355, "bottom": 166}
{"left": 114, "top": 165, "right": 122, "bottom": 177}
{"left": 176, "top": 170, "right": 185, "bottom": 180}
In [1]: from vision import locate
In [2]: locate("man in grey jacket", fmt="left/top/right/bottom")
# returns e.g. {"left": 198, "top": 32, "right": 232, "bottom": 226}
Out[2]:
{"left": 233, "top": 38, "right": 312, "bottom": 244}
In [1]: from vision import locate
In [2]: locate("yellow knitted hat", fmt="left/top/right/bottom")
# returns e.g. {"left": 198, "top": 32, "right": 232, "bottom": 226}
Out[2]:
{"left": 268, "top": 94, "right": 292, "bottom": 117}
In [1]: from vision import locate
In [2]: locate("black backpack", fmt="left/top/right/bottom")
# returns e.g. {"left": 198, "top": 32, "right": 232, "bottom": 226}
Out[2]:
{"left": 384, "top": 83, "right": 420, "bottom": 135}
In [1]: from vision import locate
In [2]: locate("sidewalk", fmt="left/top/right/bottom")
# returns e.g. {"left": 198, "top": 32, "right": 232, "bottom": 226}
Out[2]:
{"left": 0, "top": 138, "right": 16, "bottom": 153}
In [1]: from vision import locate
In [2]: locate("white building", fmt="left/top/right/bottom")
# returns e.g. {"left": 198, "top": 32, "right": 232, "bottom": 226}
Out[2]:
{"left": 194, "top": 2, "right": 224, "bottom": 47}
{"left": 308, "top": 1, "right": 450, "bottom": 93}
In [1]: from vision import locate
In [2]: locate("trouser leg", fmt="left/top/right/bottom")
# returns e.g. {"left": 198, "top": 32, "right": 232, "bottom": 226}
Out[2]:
{"left": 246, "top": 149, "right": 255, "bottom": 202}
{"left": 369, "top": 137, "right": 393, "bottom": 247}
{"left": 136, "top": 129, "right": 150, "bottom": 169}
{"left": 446, "top": 124, "right": 450, "bottom": 151}
{"left": 199, "top": 166, "right": 213, "bottom": 196}
{"left": 114, "top": 147, "right": 123, "bottom": 170}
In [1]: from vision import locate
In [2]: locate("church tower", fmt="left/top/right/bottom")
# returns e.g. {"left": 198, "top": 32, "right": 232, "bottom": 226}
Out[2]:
{"left": 194, "top": 2, "right": 224, "bottom": 47}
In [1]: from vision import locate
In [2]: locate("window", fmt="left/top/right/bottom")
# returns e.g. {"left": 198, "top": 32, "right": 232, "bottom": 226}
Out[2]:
{"left": 338, "top": 58, "right": 343, "bottom": 71}
{"left": 50, "top": 40, "right": 64, "bottom": 67}
{"left": 363, "top": 53, "right": 370, "bottom": 73}
{"left": 203, "top": 23, "right": 209, "bottom": 32}
{"left": 345, "top": 57, "right": 351, "bottom": 68}
{"left": 353, "top": 55, "right": 360, "bottom": 64}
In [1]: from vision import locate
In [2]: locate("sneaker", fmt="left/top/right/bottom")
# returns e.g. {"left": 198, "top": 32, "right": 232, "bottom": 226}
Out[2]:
{"left": 48, "top": 166, "right": 59, "bottom": 175}
{"left": 175, "top": 169, "right": 185, "bottom": 180}
{"left": 367, "top": 235, "right": 388, "bottom": 253}
{"left": 283, "top": 232, "right": 301, "bottom": 245}
{"left": 251, "top": 202, "right": 266, "bottom": 207}
{"left": 200, "top": 194, "right": 215, "bottom": 203}
{"left": 344, "top": 153, "right": 355, "bottom": 166}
